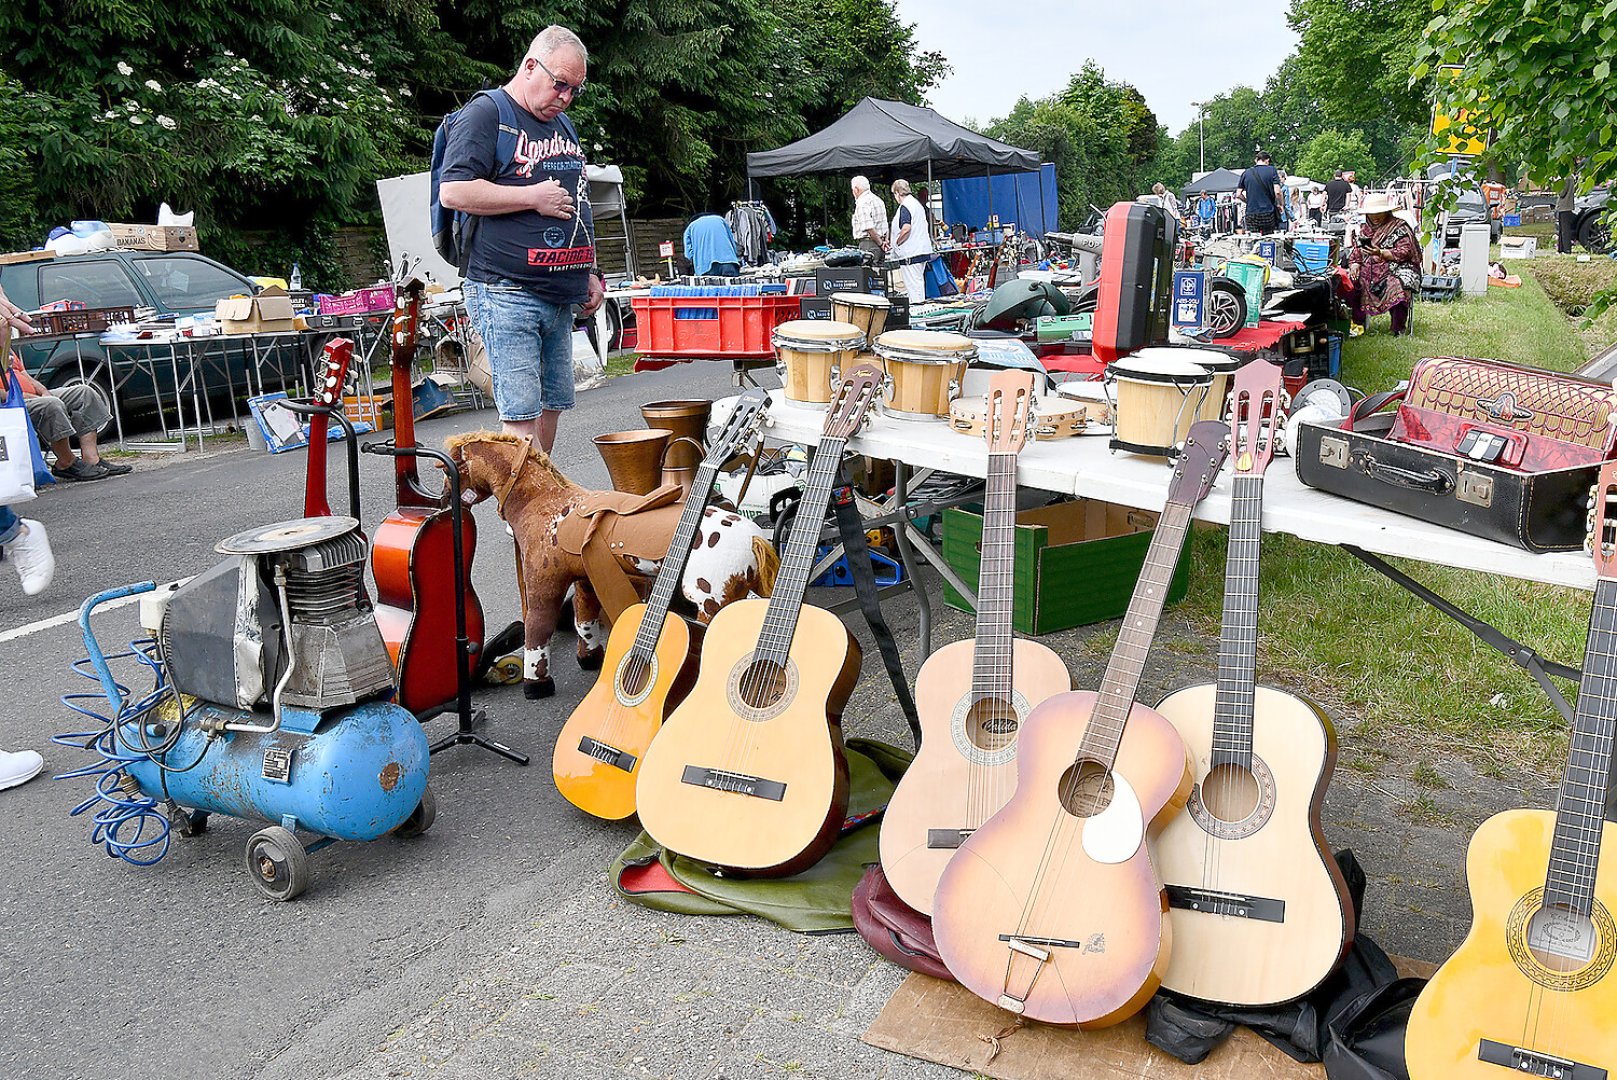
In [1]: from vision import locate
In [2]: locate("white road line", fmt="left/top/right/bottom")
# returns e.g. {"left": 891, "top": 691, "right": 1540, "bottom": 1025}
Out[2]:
{"left": 0, "top": 592, "right": 146, "bottom": 645}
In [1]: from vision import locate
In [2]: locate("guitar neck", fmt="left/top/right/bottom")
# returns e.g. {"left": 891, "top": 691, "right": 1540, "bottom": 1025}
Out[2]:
{"left": 1211, "top": 473, "right": 1263, "bottom": 768}
{"left": 971, "top": 450, "right": 1019, "bottom": 701}
{"left": 1078, "top": 499, "right": 1196, "bottom": 767}
{"left": 389, "top": 292, "right": 426, "bottom": 505}
{"left": 304, "top": 410, "right": 332, "bottom": 517}
{"left": 630, "top": 462, "right": 721, "bottom": 657}
{"left": 1545, "top": 576, "right": 1617, "bottom": 915}
{"left": 754, "top": 437, "right": 847, "bottom": 663}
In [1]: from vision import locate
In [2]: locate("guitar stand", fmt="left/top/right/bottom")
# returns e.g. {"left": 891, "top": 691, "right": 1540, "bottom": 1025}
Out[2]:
{"left": 360, "top": 440, "right": 529, "bottom": 766}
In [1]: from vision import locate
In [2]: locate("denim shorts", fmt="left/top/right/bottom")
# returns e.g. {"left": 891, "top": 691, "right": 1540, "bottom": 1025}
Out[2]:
{"left": 463, "top": 279, "right": 577, "bottom": 421}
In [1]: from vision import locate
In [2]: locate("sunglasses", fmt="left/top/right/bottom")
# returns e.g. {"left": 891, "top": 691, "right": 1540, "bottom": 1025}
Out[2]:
{"left": 533, "top": 57, "right": 586, "bottom": 99}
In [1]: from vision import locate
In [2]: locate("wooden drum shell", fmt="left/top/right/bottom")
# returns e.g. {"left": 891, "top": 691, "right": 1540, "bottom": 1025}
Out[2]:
{"left": 873, "top": 330, "right": 978, "bottom": 422}
{"left": 830, "top": 293, "right": 891, "bottom": 343}
{"left": 773, "top": 320, "right": 865, "bottom": 407}
{"left": 1109, "top": 360, "right": 1212, "bottom": 458}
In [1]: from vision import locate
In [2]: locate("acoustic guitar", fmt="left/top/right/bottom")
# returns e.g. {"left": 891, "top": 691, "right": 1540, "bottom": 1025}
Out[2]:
{"left": 1405, "top": 459, "right": 1617, "bottom": 1080}
{"left": 932, "top": 421, "right": 1228, "bottom": 1027}
{"left": 1152, "top": 359, "right": 1354, "bottom": 1006}
{"left": 370, "top": 280, "right": 486, "bottom": 717}
{"left": 554, "top": 389, "right": 772, "bottom": 821}
{"left": 302, "top": 336, "right": 354, "bottom": 518}
{"left": 879, "top": 369, "right": 1071, "bottom": 915}
{"left": 635, "top": 364, "right": 882, "bottom": 877}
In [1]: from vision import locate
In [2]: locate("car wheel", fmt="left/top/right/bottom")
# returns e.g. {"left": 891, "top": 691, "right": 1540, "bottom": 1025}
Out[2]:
{"left": 1578, "top": 212, "right": 1612, "bottom": 255}
{"left": 1207, "top": 279, "right": 1248, "bottom": 339}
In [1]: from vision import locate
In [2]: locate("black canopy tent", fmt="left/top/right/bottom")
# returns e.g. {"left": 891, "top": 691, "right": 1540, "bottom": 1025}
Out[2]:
{"left": 745, "top": 97, "right": 1043, "bottom": 227}
{"left": 1183, "top": 167, "right": 1243, "bottom": 195}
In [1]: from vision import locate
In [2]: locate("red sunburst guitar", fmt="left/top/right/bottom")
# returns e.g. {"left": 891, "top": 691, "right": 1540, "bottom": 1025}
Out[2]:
{"left": 370, "top": 280, "right": 486, "bottom": 717}
{"left": 1152, "top": 359, "right": 1354, "bottom": 1006}
{"left": 1405, "top": 459, "right": 1617, "bottom": 1080}
{"left": 301, "top": 336, "right": 355, "bottom": 518}
{"left": 554, "top": 388, "right": 772, "bottom": 821}
{"left": 635, "top": 364, "right": 883, "bottom": 877}
{"left": 933, "top": 421, "right": 1228, "bottom": 1027}
{"left": 879, "top": 369, "right": 1071, "bottom": 915}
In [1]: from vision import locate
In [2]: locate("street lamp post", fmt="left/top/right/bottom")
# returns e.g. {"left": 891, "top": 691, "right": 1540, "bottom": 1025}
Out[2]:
{"left": 1191, "top": 101, "right": 1206, "bottom": 175}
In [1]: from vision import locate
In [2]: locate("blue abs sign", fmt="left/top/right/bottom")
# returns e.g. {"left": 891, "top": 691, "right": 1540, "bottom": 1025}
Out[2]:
{"left": 1172, "top": 270, "right": 1206, "bottom": 331}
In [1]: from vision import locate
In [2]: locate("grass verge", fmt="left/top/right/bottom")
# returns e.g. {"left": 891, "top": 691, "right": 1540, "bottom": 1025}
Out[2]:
{"left": 1178, "top": 274, "right": 1596, "bottom": 776}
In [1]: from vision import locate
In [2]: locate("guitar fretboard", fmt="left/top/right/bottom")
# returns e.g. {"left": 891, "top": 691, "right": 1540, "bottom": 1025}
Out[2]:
{"left": 1078, "top": 500, "right": 1195, "bottom": 768}
{"left": 628, "top": 462, "right": 720, "bottom": 663}
{"left": 755, "top": 437, "right": 847, "bottom": 664}
{"left": 971, "top": 451, "right": 1019, "bottom": 702}
{"left": 1211, "top": 474, "right": 1263, "bottom": 768}
{"left": 1545, "top": 576, "right": 1617, "bottom": 915}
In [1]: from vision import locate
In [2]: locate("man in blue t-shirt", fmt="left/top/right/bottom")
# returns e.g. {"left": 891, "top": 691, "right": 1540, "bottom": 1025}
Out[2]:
{"left": 439, "top": 25, "right": 604, "bottom": 454}
{"left": 682, "top": 214, "right": 741, "bottom": 277}
{"left": 1236, "top": 151, "right": 1283, "bottom": 234}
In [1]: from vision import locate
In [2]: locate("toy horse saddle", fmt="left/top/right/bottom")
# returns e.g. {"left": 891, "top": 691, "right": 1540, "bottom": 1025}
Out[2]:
{"left": 557, "top": 485, "right": 687, "bottom": 619}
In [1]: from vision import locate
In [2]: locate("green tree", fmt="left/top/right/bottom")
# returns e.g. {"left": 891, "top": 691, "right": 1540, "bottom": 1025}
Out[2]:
{"left": 1287, "top": 0, "right": 1427, "bottom": 172}
{"left": 1294, "top": 128, "right": 1375, "bottom": 185}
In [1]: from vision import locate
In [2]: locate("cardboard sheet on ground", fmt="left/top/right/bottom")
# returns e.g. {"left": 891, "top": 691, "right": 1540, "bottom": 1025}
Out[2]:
{"left": 864, "top": 956, "right": 1435, "bottom": 1079}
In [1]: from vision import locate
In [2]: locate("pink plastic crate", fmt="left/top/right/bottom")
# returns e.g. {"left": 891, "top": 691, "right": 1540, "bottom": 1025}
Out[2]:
{"left": 630, "top": 294, "right": 802, "bottom": 358}
{"left": 318, "top": 285, "right": 396, "bottom": 316}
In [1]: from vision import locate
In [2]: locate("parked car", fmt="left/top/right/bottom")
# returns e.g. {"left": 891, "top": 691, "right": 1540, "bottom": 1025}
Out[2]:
{"left": 0, "top": 248, "right": 298, "bottom": 417}
{"left": 1575, "top": 187, "right": 1611, "bottom": 254}
{"left": 1443, "top": 191, "right": 1503, "bottom": 245}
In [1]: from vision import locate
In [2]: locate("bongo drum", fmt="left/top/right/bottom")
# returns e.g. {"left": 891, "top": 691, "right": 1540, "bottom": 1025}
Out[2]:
{"left": 950, "top": 393, "right": 1087, "bottom": 440}
{"left": 1149, "top": 347, "right": 1242, "bottom": 424}
{"left": 872, "top": 329, "right": 977, "bottom": 421}
{"left": 1107, "top": 352, "right": 1212, "bottom": 457}
{"left": 830, "top": 293, "right": 891, "bottom": 343}
{"left": 772, "top": 320, "right": 866, "bottom": 408}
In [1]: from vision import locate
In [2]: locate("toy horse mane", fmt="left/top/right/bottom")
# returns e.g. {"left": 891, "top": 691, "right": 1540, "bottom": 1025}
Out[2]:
{"left": 444, "top": 430, "right": 577, "bottom": 491}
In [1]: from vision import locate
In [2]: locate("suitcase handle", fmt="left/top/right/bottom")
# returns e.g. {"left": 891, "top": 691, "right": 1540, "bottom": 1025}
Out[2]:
{"left": 1362, "top": 454, "right": 1454, "bottom": 494}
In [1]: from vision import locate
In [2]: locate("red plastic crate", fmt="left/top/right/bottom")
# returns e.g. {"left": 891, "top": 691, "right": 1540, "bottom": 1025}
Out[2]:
{"left": 630, "top": 294, "right": 801, "bottom": 358}
{"left": 318, "top": 285, "right": 396, "bottom": 316}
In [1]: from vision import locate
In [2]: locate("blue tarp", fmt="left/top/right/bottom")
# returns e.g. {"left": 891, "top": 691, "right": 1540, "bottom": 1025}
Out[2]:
{"left": 941, "top": 164, "right": 1057, "bottom": 236}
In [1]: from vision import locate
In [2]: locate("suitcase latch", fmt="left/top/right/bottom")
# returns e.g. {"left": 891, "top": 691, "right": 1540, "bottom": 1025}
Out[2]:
{"left": 1457, "top": 469, "right": 1493, "bottom": 507}
{"left": 1319, "top": 435, "right": 1349, "bottom": 470}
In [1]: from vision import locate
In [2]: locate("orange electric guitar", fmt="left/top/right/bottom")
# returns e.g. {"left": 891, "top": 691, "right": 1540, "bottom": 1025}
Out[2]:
{"left": 554, "top": 389, "right": 772, "bottom": 821}
{"left": 879, "top": 369, "right": 1071, "bottom": 915}
{"left": 1152, "top": 359, "right": 1354, "bottom": 1006}
{"left": 1405, "top": 460, "right": 1617, "bottom": 1080}
{"left": 369, "top": 281, "right": 486, "bottom": 717}
{"left": 635, "top": 364, "right": 882, "bottom": 876}
{"left": 932, "top": 421, "right": 1229, "bottom": 1027}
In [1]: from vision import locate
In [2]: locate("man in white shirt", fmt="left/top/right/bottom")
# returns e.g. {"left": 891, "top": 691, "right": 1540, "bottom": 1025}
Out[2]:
{"left": 850, "top": 175, "right": 888, "bottom": 259}
{"left": 886, "top": 179, "right": 933, "bottom": 300}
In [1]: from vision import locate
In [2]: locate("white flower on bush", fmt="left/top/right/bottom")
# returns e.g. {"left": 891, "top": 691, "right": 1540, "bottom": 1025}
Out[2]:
{"left": 399, "top": 87, "right": 410, "bottom": 98}
{"left": 144, "top": 79, "right": 162, "bottom": 92}
{"left": 156, "top": 115, "right": 177, "bottom": 130}
{"left": 329, "top": 11, "right": 342, "bottom": 20}
{"left": 129, "top": 115, "right": 146, "bottom": 125}
{"left": 126, "top": 101, "right": 138, "bottom": 112}
{"left": 116, "top": 61, "right": 133, "bottom": 76}
{"left": 103, "top": 109, "right": 116, "bottom": 119}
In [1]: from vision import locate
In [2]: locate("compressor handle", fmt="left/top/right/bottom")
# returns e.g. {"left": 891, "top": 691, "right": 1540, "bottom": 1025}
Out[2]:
{"left": 77, "top": 583, "right": 158, "bottom": 714}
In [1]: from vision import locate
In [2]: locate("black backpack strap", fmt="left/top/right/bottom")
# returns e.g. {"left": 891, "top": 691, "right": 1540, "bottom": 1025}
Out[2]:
{"left": 830, "top": 467, "right": 920, "bottom": 745}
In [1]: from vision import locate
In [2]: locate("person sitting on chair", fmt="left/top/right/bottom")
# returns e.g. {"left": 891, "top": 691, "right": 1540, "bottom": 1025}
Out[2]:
{"left": 7, "top": 353, "right": 129, "bottom": 481}
{"left": 1345, "top": 192, "right": 1421, "bottom": 337}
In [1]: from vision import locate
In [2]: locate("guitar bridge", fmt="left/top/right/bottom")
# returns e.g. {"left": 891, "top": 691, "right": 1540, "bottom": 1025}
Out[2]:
{"left": 680, "top": 765, "right": 787, "bottom": 802}
{"left": 577, "top": 736, "right": 636, "bottom": 773}
{"left": 1479, "top": 1039, "right": 1605, "bottom": 1079}
{"left": 1165, "top": 885, "right": 1285, "bottom": 923}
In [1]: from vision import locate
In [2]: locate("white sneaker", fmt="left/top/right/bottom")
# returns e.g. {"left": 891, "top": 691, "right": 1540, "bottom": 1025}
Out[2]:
{"left": 8, "top": 519, "right": 55, "bottom": 595}
{"left": 0, "top": 749, "right": 44, "bottom": 792}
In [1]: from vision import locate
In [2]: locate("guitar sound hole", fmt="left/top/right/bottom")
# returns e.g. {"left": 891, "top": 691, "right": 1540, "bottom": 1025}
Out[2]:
{"left": 737, "top": 658, "right": 789, "bottom": 710}
{"left": 619, "top": 655, "right": 652, "bottom": 698}
{"left": 1199, "top": 763, "right": 1260, "bottom": 823}
{"left": 1058, "top": 761, "right": 1115, "bottom": 818}
{"left": 1527, "top": 904, "right": 1598, "bottom": 971}
{"left": 966, "top": 697, "right": 1020, "bottom": 752}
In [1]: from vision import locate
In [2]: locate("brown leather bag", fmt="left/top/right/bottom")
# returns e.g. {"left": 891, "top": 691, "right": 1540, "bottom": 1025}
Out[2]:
{"left": 850, "top": 864, "right": 954, "bottom": 982}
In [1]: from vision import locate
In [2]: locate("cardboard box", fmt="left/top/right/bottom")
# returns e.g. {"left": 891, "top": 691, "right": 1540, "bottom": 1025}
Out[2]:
{"left": 216, "top": 286, "right": 296, "bottom": 334}
{"left": 109, "top": 223, "right": 200, "bottom": 252}
{"left": 942, "top": 499, "right": 1191, "bottom": 635}
{"left": 1499, "top": 236, "right": 1537, "bottom": 259}
{"left": 816, "top": 266, "right": 878, "bottom": 296}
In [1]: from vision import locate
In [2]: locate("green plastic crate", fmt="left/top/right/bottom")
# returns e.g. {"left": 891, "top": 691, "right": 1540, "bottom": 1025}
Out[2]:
{"left": 1223, "top": 259, "right": 1266, "bottom": 329}
{"left": 941, "top": 499, "right": 1192, "bottom": 636}
{"left": 1034, "top": 313, "right": 1094, "bottom": 342}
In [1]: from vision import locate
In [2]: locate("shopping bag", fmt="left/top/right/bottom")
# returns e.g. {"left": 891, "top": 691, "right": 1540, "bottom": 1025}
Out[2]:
{"left": 0, "top": 368, "right": 39, "bottom": 506}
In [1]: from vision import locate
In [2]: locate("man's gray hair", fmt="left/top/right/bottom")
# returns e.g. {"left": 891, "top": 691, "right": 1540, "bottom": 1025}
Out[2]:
{"left": 851, "top": 175, "right": 870, "bottom": 193}
{"left": 526, "top": 25, "right": 588, "bottom": 65}
{"left": 891, "top": 179, "right": 911, "bottom": 197}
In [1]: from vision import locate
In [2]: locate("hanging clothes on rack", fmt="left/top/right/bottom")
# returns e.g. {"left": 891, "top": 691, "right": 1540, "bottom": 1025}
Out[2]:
{"left": 726, "top": 201, "right": 777, "bottom": 267}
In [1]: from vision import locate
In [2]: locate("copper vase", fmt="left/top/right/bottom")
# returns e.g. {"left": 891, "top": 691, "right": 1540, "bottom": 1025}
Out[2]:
{"left": 593, "top": 428, "right": 672, "bottom": 495}
{"left": 640, "top": 399, "right": 712, "bottom": 470}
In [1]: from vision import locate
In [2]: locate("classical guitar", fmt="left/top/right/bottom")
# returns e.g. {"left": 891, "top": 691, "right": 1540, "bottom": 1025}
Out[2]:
{"left": 880, "top": 369, "right": 1072, "bottom": 915}
{"left": 554, "top": 389, "right": 772, "bottom": 821}
{"left": 1405, "top": 460, "right": 1617, "bottom": 1080}
{"left": 370, "top": 280, "right": 486, "bottom": 717}
{"left": 635, "top": 365, "right": 882, "bottom": 876}
{"left": 933, "top": 421, "right": 1228, "bottom": 1027}
{"left": 302, "top": 336, "right": 354, "bottom": 518}
{"left": 1153, "top": 359, "right": 1354, "bottom": 1006}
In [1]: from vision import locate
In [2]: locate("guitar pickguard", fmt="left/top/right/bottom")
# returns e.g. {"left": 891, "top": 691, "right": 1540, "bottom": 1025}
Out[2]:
{"left": 1080, "top": 773, "right": 1145, "bottom": 865}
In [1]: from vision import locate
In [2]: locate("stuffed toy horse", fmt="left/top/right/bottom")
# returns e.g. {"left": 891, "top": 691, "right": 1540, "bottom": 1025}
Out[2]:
{"left": 446, "top": 432, "right": 779, "bottom": 698}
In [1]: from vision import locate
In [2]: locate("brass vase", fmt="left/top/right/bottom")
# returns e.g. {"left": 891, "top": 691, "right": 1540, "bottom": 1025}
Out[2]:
{"left": 640, "top": 399, "right": 712, "bottom": 470}
{"left": 593, "top": 428, "right": 673, "bottom": 495}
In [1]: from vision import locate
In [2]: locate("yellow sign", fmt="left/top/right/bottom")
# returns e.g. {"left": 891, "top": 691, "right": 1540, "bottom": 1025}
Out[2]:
{"left": 1432, "top": 65, "right": 1488, "bottom": 156}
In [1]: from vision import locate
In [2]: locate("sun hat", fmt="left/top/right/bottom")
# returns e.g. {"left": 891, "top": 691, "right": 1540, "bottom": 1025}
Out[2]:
{"left": 1360, "top": 192, "right": 1397, "bottom": 215}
